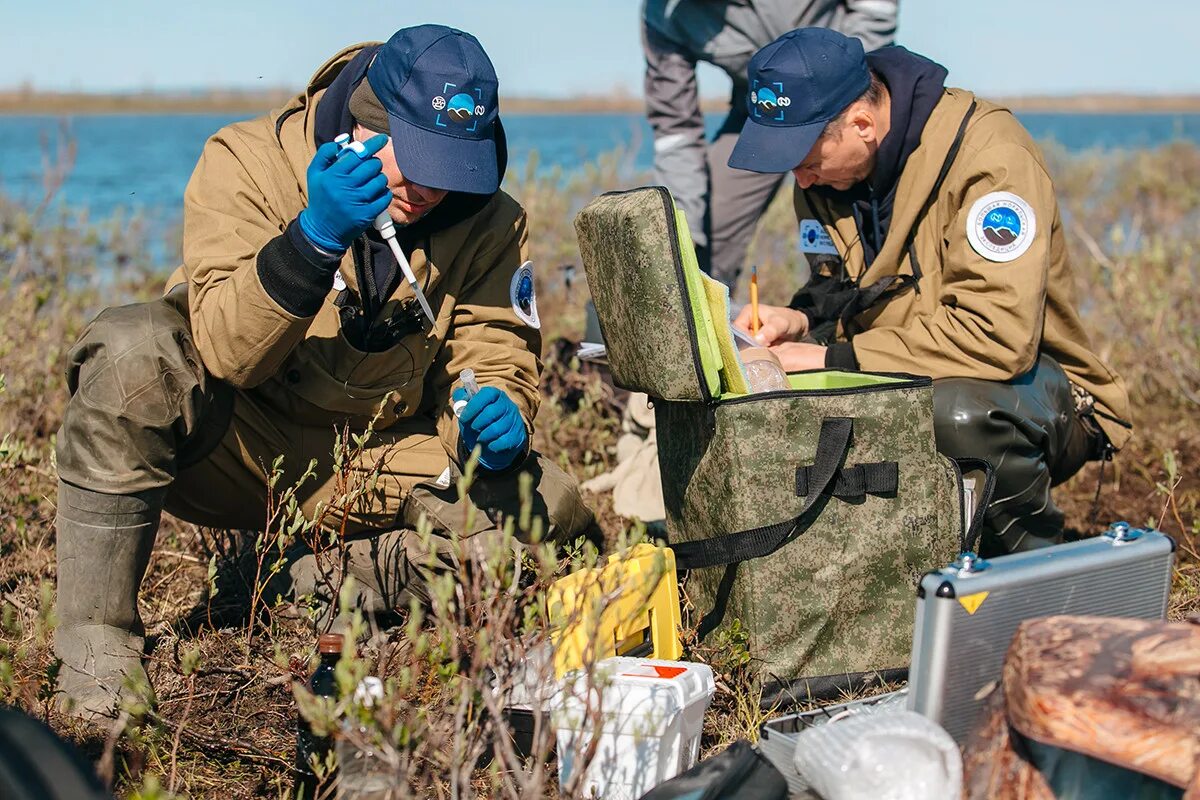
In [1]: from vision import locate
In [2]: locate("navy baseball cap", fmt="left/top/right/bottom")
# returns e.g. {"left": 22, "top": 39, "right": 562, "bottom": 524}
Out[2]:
{"left": 358, "top": 25, "right": 500, "bottom": 194}
{"left": 728, "top": 28, "right": 871, "bottom": 174}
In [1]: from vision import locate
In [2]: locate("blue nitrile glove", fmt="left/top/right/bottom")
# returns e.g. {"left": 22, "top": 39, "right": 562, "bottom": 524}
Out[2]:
{"left": 454, "top": 386, "right": 529, "bottom": 471}
{"left": 298, "top": 134, "right": 392, "bottom": 253}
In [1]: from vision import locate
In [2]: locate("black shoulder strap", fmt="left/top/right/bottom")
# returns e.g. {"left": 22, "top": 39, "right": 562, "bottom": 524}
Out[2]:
{"left": 897, "top": 99, "right": 978, "bottom": 268}
{"left": 841, "top": 100, "right": 980, "bottom": 334}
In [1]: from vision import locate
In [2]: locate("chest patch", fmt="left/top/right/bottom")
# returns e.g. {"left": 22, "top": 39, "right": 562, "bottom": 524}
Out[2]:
{"left": 510, "top": 261, "right": 540, "bottom": 329}
{"left": 798, "top": 219, "right": 839, "bottom": 255}
{"left": 966, "top": 191, "right": 1037, "bottom": 262}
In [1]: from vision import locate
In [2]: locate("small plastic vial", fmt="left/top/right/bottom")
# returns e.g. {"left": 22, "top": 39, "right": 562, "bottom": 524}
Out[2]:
{"left": 459, "top": 369, "right": 480, "bottom": 400}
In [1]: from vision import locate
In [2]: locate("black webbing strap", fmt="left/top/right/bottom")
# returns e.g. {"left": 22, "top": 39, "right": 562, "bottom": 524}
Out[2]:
{"left": 843, "top": 100, "right": 979, "bottom": 336}
{"left": 891, "top": 99, "right": 979, "bottom": 283}
{"left": 838, "top": 273, "right": 916, "bottom": 330}
{"left": 952, "top": 456, "right": 996, "bottom": 553}
{"left": 795, "top": 460, "right": 898, "bottom": 499}
{"left": 670, "top": 418, "right": 854, "bottom": 570}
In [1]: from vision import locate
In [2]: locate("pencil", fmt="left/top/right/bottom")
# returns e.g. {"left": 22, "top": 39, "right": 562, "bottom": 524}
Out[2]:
{"left": 750, "top": 265, "right": 760, "bottom": 336}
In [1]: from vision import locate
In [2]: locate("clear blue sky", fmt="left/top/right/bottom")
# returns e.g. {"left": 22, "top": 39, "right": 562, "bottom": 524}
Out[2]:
{"left": 4, "top": 1, "right": 1196, "bottom": 97}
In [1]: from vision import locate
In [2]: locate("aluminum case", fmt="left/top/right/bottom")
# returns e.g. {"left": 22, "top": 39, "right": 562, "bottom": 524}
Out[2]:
{"left": 907, "top": 523, "right": 1174, "bottom": 743}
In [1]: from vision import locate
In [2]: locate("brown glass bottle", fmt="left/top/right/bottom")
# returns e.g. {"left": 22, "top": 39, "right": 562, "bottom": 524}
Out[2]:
{"left": 294, "top": 633, "right": 343, "bottom": 799}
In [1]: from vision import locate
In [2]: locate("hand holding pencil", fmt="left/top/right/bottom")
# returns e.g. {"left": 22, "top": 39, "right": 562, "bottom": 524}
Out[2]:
{"left": 733, "top": 301, "right": 810, "bottom": 346}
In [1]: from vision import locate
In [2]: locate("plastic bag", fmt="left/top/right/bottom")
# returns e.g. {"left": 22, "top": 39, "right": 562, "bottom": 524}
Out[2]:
{"left": 793, "top": 709, "right": 961, "bottom": 800}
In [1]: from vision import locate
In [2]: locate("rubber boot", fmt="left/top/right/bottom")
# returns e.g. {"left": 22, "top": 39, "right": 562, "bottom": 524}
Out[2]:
{"left": 54, "top": 480, "right": 163, "bottom": 720}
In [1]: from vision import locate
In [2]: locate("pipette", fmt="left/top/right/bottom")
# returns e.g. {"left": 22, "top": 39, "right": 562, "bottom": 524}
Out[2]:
{"left": 334, "top": 134, "right": 437, "bottom": 328}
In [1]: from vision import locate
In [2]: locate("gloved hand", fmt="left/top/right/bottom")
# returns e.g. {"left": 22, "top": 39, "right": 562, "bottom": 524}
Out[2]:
{"left": 453, "top": 386, "right": 529, "bottom": 471}
{"left": 298, "top": 134, "right": 392, "bottom": 253}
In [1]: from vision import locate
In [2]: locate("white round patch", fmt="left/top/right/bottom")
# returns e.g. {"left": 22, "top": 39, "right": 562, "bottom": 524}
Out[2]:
{"left": 965, "top": 191, "right": 1037, "bottom": 263}
{"left": 509, "top": 261, "right": 540, "bottom": 329}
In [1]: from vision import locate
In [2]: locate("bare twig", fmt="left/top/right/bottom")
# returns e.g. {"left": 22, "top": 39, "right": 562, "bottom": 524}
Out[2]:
{"left": 1070, "top": 223, "right": 1116, "bottom": 271}
{"left": 148, "top": 709, "right": 298, "bottom": 773}
{"left": 0, "top": 461, "right": 55, "bottom": 478}
{"left": 2, "top": 592, "right": 31, "bottom": 614}
{"left": 168, "top": 675, "right": 196, "bottom": 793}
{"left": 96, "top": 710, "right": 132, "bottom": 789}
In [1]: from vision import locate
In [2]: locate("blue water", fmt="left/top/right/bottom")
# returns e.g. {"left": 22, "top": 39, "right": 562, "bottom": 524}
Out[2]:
{"left": 1, "top": 111, "right": 1197, "bottom": 232}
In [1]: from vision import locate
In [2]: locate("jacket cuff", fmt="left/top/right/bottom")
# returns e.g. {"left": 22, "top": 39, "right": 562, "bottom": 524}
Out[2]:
{"left": 255, "top": 221, "right": 342, "bottom": 318}
{"left": 787, "top": 303, "right": 814, "bottom": 329}
{"left": 825, "top": 342, "right": 859, "bottom": 371}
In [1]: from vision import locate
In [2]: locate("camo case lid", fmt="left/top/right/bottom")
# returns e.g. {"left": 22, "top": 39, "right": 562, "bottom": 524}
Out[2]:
{"left": 575, "top": 186, "right": 714, "bottom": 402}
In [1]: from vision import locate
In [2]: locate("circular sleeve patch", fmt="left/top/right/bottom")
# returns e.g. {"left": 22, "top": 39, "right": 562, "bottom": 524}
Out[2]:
{"left": 509, "top": 261, "right": 540, "bottom": 329}
{"left": 965, "top": 191, "right": 1037, "bottom": 263}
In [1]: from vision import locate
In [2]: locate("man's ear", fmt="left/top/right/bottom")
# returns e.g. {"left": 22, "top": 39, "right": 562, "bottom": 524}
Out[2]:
{"left": 847, "top": 104, "right": 878, "bottom": 144}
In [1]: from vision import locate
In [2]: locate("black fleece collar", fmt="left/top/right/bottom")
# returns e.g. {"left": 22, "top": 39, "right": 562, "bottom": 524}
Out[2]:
{"left": 865, "top": 46, "right": 948, "bottom": 207}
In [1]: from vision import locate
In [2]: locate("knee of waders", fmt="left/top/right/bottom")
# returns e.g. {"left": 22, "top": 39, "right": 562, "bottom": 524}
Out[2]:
{"left": 931, "top": 378, "right": 1012, "bottom": 464}
{"left": 64, "top": 299, "right": 202, "bottom": 426}
{"left": 57, "top": 298, "right": 206, "bottom": 490}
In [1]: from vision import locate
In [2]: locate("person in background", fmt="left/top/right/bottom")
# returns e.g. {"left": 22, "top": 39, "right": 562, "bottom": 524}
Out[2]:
{"left": 730, "top": 28, "right": 1132, "bottom": 554}
{"left": 584, "top": 2, "right": 898, "bottom": 529}
{"left": 52, "top": 25, "right": 594, "bottom": 719}
{"left": 643, "top": 0, "right": 898, "bottom": 294}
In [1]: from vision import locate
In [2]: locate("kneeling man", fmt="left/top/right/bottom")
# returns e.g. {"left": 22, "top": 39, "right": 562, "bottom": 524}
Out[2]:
{"left": 730, "top": 29, "right": 1130, "bottom": 555}
{"left": 54, "top": 25, "right": 593, "bottom": 718}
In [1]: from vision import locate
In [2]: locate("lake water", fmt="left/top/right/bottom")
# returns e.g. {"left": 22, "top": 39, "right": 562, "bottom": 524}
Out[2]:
{"left": 1, "top": 111, "right": 1197, "bottom": 232}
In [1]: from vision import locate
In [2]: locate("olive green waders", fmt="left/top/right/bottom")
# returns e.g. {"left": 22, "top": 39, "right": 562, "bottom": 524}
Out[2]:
{"left": 933, "top": 354, "right": 1111, "bottom": 557}
{"left": 53, "top": 291, "right": 593, "bottom": 719}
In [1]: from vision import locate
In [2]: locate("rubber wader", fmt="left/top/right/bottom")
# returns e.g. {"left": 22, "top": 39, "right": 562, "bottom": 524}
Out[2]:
{"left": 54, "top": 481, "right": 163, "bottom": 719}
{"left": 933, "top": 354, "right": 1108, "bottom": 557}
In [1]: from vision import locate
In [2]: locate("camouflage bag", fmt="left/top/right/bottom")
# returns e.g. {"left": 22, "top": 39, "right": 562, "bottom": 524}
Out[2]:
{"left": 575, "top": 187, "right": 990, "bottom": 693}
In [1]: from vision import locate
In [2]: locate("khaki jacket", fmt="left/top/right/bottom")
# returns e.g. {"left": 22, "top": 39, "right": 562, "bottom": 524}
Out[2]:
{"left": 795, "top": 89, "right": 1132, "bottom": 448}
{"left": 166, "top": 44, "right": 540, "bottom": 464}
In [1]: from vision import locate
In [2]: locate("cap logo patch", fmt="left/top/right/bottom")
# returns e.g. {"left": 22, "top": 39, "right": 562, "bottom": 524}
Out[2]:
{"left": 510, "top": 261, "right": 540, "bottom": 329}
{"left": 966, "top": 191, "right": 1037, "bottom": 262}
{"left": 433, "top": 83, "right": 487, "bottom": 131}
{"left": 751, "top": 81, "right": 790, "bottom": 121}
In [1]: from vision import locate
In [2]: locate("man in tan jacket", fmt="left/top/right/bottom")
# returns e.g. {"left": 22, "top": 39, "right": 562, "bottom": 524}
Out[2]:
{"left": 731, "top": 29, "right": 1131, "bottom": 556}
{"left": 53, "top": 25, "right": 593, "bottom": 719}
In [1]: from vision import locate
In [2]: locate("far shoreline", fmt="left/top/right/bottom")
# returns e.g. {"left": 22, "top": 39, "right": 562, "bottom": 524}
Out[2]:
{"left": 2, "top": 91, "right": 1200, "bottom": 117}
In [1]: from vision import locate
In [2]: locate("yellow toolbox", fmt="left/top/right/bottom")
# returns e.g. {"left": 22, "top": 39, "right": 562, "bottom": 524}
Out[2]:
{"left": 547, "top": 543, "right": 683, "bottom": 677}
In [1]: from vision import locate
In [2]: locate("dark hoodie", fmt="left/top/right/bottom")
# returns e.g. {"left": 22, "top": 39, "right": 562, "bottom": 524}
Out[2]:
{"left": 305, "top": 45, "right": 509, "bottom": 305}
{"left": 824, "top": 46, "right": 948, "bottom": 267}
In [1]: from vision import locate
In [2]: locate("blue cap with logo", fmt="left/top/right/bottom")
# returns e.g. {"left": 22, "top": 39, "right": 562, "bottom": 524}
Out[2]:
{"left": 364, "top": 25, "right": 500, "bottom": 194}
{"left": 728, "top": 28, "right": 871, "bottom": 174}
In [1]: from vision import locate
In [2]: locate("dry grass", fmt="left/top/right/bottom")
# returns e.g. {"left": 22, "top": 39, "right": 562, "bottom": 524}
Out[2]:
{"left": 1, "top": 139, "right": 1198, "bottom": 798}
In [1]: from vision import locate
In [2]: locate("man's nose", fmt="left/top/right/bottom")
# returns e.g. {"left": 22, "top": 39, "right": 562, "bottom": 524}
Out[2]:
{"left": 410, "top": 182, "right": 446, "bottom": 203}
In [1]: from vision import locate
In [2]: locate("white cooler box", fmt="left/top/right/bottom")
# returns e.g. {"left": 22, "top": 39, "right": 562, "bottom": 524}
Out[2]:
{"left": 552, "top": 657, "right": 715, "bottom": 800}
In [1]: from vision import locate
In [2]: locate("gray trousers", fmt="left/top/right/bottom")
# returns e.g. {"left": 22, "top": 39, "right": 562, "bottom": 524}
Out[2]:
{"left": 706, "top": 110, "right": 790, "bottom": 294}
